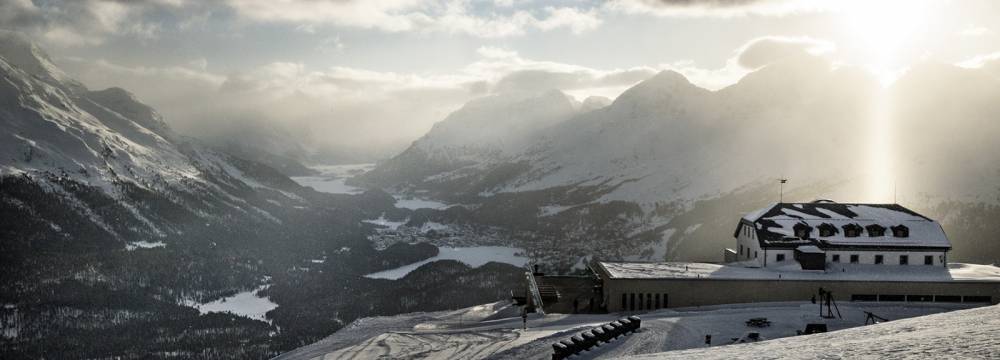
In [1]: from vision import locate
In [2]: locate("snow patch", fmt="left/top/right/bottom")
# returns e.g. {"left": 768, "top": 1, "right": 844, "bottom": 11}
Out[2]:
{"left": 125, "top": 241, "right": 165, "bottom": 251}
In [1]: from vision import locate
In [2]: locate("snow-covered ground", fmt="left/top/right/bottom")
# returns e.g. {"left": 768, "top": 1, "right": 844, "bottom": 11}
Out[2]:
{"left": 188, "top": 285, "right": 278, "bottom": 324}
{"left": 291, "top": 164, "right": 374, "bottom": 195}
{"left": 632, "top": 304, "right": 1000, "bottom": 359}
{"left": 275, "top": 301, "right": 984, "bottom": 360}
{"left": 364, "top": 246, "right": 529, "bottom": 279}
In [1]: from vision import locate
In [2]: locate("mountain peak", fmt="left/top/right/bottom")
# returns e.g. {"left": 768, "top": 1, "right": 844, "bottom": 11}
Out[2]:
{"left": 0, "top": 30, "right": 83, "bottom": 92}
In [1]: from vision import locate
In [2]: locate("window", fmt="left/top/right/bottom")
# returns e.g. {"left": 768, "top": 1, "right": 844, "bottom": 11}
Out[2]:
{"left": 866, "top": 224, "right": 886, "bottom": 237}
{"left": 754, "top": 251, "right": 758, "bottom": 259}
{"left": 925, "top": 255, "right": 934, "bottom": 265}
{"left": 793, "top": 223, "right": 812, "bottom": 238}
{"left": 629, "top": 293, "right": 635, "bottom": 311}
{"left": 879, "top": 294, "right": 904, "bottom": 302}
{"left": 832, "top": 254, "right": 841, "bottom": 263}
{"left": 739, "top": 245, "right": 743, "bottom": 256}
{"left": 963, "top": 296, "right": 992, "bottom": 303}
{"left": 818, "top": 223, "right": 837, "bottom": 237}
{"left": 776, "top": 253, "right": 786, "bottom": 262}
{"left": 891, "top": 225, "right": 909, "bottom": 238}
{"left": 655, "top": 294, "right": 660, "bottom": 309}
{"left": 875, "top": 255, "right": 884, "bottom": 264}
{"left": 899, "top": 255, "right": 909, "bottom": 265}
{"left": 638, "top": 293, "right": 644, "bottom": 310}
{"left": 851, "top": 294, "right": 877, "bottom": 301}
{"left": 850, "top": 254, "right": 859, "bottom": 263}
{"left": 843, "top": 224, "right": 862, "bottom": 237}
{"left": 662, "top": 293, "right": 669, "bottom": 308}
{"left": 935, "top": 295, "right": 961, "bottom": 303}
{"left": 621, "top": 294, "right": 627, "bottom": 310}
{"left": 647, "top": 294, "right": 652, "bottom": 310}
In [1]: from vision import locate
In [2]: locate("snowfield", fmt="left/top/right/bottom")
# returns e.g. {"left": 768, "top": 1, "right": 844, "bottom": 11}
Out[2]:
{"left": 275, "top": 301, "right": 986, "bottom": 359}
{"left": 633, "top": 303, "right": 1000, "bottom": 359}
{"left": 364, "top": 246, "right": 529, "bottom": 280}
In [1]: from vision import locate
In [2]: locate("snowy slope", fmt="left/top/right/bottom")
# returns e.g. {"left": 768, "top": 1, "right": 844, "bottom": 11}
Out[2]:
{"left": 633, "top": 304, "right": 1000, "bottom": 359}
{"left": 277, "top": 301, "right": 984, "bottom": 360}
{"left": 0, "top": 30, "right": 309, "bottom": 245}
{"left": 355, "top": 89, "right": 580, "bottom": 189}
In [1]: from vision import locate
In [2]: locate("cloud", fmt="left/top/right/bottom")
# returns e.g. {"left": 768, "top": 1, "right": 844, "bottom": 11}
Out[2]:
{"left": 956, "top": 51, "right": 1000, "bottom": 78}
{"left": 736, "top": 36, "right": 835, "bottom": 69}
{"left": 605, "top": 0, "right": 832, "bottom": 17}
{"left": 57, "top": 43, "right": 669, "bottom": 154}
{"left": 223, "top": 0, "right": 602, "bottom": 38}
{"left": 0, "top": 0, "right": 195, "bottom": 47}
{"left": 958, "top": 25, "right": 992, "bottom": 37}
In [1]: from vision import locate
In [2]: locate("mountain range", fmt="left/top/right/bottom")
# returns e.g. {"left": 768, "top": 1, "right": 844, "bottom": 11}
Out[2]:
{"left": 356, "top": 53, "right": 1000, "bottom": 265}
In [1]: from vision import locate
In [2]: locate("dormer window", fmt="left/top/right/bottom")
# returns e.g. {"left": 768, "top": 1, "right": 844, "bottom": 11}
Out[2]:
{"left": 793, "top": 223, "right": 812, "bottom": 239}
{"left": 866, "top": 224, "right": 886, "bottom": 237}
{"left": 891, "top": 225, "right": 909, "bottom": 238}
{"left": 817, "top": 223, "right": 838, "bottom": 237}
{"left": 842, "top": 223, "right": 862, "bottom": 238}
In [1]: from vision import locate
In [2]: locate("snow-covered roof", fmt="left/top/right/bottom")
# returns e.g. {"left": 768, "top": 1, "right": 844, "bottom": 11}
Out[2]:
{"left": 795, "top": 245, "right": 823, "bottom": 254}
{"left": 741, "top": 202, "right": 950, "bottom": 250}
{"left": 596, "top": 261, "right": 1000, "bottom": 282}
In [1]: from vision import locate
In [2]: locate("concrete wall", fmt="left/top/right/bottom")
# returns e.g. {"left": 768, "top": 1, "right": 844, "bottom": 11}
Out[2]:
{"left": 601, "top": 277, "right": 1000, "bottom": 313}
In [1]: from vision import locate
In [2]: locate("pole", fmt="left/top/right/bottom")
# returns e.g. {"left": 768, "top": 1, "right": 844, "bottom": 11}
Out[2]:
{"left": 779, "top": 178, "right": 787, "bottom": 203}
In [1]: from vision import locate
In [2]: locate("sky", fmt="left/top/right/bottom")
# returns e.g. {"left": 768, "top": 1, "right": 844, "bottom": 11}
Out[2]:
{"left": 2, "top": 0, "right": 1000, "bottom": 158}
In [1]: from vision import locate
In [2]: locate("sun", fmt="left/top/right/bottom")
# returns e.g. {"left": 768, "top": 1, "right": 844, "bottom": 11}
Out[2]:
{"left": 839, "top": 0, "right": 933, "bottom": 85}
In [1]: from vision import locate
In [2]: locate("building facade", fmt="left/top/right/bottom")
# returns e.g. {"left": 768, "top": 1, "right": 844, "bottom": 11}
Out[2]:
{"left": 732, "top": 201, "right": 950, "bottom": 270}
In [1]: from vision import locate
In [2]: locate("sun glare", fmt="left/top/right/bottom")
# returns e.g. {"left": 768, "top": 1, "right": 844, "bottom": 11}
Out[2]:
{"left": 835, "top": 0, "right": 933, "bottom": 202}
{"left": 840, "top": 0, "right": 932, "bottom": 85}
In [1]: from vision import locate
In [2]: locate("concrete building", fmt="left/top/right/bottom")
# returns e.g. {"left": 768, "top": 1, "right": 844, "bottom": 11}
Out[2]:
{"left": 525, "top": 201, "right": 1000, "bottom": 314}
{"left": 592, "top": 261, "right": 1000, "bottom": 313}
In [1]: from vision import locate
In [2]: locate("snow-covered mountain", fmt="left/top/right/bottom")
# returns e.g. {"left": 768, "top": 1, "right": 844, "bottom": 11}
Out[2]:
{"left": 357, "top": 89, "right": 581, "bottom": 191}
{"left": 356, "top": 54, "right": 1000, "bottom": 265}
{"left": 0, "top": 30, "right": 318, "bottom": 249}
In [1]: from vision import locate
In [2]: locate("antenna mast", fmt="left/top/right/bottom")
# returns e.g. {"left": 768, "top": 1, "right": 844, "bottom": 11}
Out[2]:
{"left": 779, "top": 178, "right": 788, "bottom": 203}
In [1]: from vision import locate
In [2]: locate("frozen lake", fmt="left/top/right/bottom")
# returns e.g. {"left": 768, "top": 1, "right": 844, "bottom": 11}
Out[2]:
{"left": 364, "top": 246, "right": 529, "bottom": 280}
{"left": 291, "top": 164, "right": 374, "bottom": 195}
{"left": 193, "top": 285, "right": 278, "bottom": 324}
{"left": 296, "top": 164, "right": 455, "bottom": 210}
{"left": 393, "top": 196, "right": 451, "bottom": 210}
